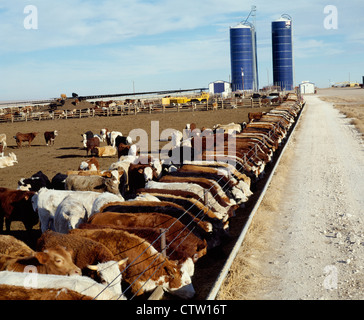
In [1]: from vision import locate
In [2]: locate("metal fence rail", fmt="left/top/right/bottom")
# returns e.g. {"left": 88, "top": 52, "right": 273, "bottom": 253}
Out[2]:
{"left": 0, "top": 97, "right": 280, "bottom": 124}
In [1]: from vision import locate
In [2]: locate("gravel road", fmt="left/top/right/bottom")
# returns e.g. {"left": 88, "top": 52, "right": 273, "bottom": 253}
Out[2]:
{"left": 218, "top": 93, "right": 364, "bottom": 300}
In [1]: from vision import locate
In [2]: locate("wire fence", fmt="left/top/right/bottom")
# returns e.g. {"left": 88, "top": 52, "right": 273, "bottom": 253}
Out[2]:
{"left": 0, "top": 97, "right": 281, "bottom": 124}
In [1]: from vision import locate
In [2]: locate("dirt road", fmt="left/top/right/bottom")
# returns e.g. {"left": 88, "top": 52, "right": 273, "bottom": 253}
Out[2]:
{"left": 218, "top": 93, "right": 364, "bottom": 300}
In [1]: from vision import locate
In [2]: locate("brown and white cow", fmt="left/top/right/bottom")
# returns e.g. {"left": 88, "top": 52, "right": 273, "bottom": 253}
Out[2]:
{"left": 14, "top": 132, "right": 38, "bottom": 148}
{"left": 70, "top": 227, "right": 196, "bottom": 299}
{"left": 248, "top": 112, "right": 265, "bottom": 123}
{"left": 78, "top": 157, "right": 100, "bottom": 171}
{"left": 44, "top": 130, "right": 58, "bottom": 146}
{"left": 78, "top": 217, "right": 207, "bottom": 263}
{"left": 37, "top": 231, "right": 128, "bottom": 295}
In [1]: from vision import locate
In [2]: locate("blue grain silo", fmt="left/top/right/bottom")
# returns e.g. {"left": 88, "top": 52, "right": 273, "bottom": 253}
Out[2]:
{"left": 230, "top": 22, "right": 258, "bottom": 92}
{"left": 272, "top": 15, "right": 294, "bottom": 90}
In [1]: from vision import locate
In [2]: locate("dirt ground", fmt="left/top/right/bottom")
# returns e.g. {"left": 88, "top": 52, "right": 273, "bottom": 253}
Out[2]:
{"left": 318, "top": 87, "right": 364, "bottom": 135}
{"left": 217, "top": 87, "right": 364, "bottom": 300}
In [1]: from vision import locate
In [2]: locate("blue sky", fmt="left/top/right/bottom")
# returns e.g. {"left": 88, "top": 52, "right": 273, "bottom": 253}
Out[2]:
{"left": 1, "top": 0, "right": 363, "bottom": 100}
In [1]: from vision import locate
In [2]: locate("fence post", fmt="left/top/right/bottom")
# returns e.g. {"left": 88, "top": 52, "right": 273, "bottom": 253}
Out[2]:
{"left": 160, "top": 228, "right": 167, "bottom": 258}
{"left": 204, "top": 192, "right": 209, "bottom": 206}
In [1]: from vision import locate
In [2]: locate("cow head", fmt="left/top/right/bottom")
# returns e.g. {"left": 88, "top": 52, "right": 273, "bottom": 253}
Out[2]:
{"left": 163, "top": 258, "right": 195, "bottom": 299}
{"left": 142, "top": 167, "right": 153, "bottom": 182}
{"left": 34, "top": 246, "right": 81, "bottom": 276}
{"left": 87, "top": 258, "right": 128, "bottom": 296}
{"left": 104, "top": 170, "right": 121, "bottom": 195}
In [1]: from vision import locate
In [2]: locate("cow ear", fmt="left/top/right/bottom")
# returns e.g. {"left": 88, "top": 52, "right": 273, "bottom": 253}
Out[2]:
{"left": 34, "top": 252, "right": 49, "bottom": 264}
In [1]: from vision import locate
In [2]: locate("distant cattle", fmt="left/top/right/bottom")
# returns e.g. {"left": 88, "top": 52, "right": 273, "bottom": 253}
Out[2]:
{"left": 213, "top": 123, "right": 242, "bottom": 134}
{"left": 0, "top": 245, "right": 81, "bottom": 276}
{"left": 101, "top": 129, "right": 123, "bottom": 147}
{"left": 51, "top": 173, "right": 68, "bottom": 190}
{"left": 0, "top": 152, "right": 17, "bottom": 169}
{"left": 44, "top": 131, "right": 58, "bottom": 146}
{"left": 65, "top": 171, "right": 120, "bottom": 195}
{"left": 115, "top": 135, "right": 132, "bottom": 148}
{"left": 86, "top": 137, "right": 100, "bottom": 156}
{"left": 14, "top": 132, "right": 38, "bottom": 148}
{"left": 0, "top": 134, "right": 6, "bottom": 154}
{"left": 117, "top": 143, "right": 137, "bottom": 159}
{"left": 0, "top": 187, "right": 37, "bottom": 233}
{"left": 78, "top": 157, "right": 100, "bottom": 171}
{"left": 248, "top": 112, "right": 265, "bottom": 123}
{"left": 94, "top": 146, "right": 117, "bottom": 157}
{"left": 17, "top": 171, "right": 52, "bottom": 192}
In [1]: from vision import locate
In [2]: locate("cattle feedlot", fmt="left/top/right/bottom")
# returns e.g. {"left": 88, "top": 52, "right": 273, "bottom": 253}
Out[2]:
{"left": 0, "top": 87, "right": 363, "bottom": 301}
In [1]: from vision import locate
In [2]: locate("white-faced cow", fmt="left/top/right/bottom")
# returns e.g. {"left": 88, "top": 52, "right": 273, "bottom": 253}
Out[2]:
{"left": 70, "top": 228, "right": 196, "bottom": 299}
{"left": 44, "top": 130, "right": 58, "bottom": 146}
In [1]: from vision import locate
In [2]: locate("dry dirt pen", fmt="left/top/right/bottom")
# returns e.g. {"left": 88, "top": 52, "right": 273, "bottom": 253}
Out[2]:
{"left": 0, "top": 97, "right": 304, "bottom": 300}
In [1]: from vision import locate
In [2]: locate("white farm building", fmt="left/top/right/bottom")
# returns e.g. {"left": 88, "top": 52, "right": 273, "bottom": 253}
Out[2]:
{"left": 299, "top": 81, "right": 315, "bottom": 94}
{"left": 208, "top": 81, "right": 231, "bottom": 96}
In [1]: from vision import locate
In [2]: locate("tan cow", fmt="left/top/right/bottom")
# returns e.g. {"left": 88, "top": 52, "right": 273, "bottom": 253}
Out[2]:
{"left": 0, "top": 246, "right": 81, "bottom": 276}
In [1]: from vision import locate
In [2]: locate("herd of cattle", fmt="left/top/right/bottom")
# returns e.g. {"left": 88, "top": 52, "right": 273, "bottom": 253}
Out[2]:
{"left": 0, "top": 93, "right": 304, "bottom": 300}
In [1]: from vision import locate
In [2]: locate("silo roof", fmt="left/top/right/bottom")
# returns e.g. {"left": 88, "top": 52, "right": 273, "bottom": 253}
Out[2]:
{"left": 231, "top": 23, "right": 251, "bottom": 29}
{"left": 274, "top": 16, "right": 291, "bottom": 22}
